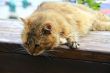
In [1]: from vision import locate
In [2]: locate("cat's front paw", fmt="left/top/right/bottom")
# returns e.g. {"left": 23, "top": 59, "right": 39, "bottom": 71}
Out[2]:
{"left": 67, "top": 41, "right": 80, "bottom": 49}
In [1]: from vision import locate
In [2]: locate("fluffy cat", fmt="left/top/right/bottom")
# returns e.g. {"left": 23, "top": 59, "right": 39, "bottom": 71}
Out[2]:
{"left": 21, "top": 2, "right": 110, "bottom": 55}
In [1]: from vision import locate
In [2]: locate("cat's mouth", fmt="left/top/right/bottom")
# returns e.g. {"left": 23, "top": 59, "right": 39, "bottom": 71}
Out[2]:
{"left": 26, "top": 44, "right": 51, "bottom": 56}
{"left": 32, "top": 49, "right": 46, "bottom": 56}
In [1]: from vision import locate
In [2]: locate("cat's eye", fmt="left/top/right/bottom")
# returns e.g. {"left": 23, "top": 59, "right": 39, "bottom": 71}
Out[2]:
{"left": 35, "top": 44, "right": 40, "bottom": 48}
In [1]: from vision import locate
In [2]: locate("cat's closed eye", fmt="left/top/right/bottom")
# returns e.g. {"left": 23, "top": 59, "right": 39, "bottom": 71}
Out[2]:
{"left": 35, "top": 44, "right": 40, "bottom": 48}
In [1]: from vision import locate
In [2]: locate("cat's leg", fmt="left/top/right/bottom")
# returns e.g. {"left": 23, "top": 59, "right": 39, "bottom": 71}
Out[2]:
{"left": 59, "top": 32, "right": 80, "bottom": 49}
{"left": 66, "top": 34, "right": 80, "bottom": 49}
{"left": 59, "top": 22, "right": 80, "bottom": 49}
{"left": 92, "top": 20, "right": 110, "bottom": 31}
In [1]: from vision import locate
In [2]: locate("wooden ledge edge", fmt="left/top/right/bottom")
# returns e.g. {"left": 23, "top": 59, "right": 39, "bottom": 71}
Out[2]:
{"left": 46, "top": 46, "right": 110, "bottom": 63}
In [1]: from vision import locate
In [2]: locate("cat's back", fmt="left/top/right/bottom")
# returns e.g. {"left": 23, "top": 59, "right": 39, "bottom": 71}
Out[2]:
{"left": 36, "top": 2, "right": 78, "bottom": 14}
{"left": 36, "top": 2, "right": 94, "bottom": 20}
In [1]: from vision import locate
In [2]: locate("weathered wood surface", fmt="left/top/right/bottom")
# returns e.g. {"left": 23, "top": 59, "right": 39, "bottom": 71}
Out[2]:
{"left": 0, "top": 19, "right": 23, "bottom": 43}
{"left": 0, "top": 19, "right": 110, "bottom": 62}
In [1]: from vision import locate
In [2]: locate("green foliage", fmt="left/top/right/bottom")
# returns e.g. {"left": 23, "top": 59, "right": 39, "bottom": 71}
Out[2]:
{"left": 77, "top": 0, "right": 103, "bottom": 10}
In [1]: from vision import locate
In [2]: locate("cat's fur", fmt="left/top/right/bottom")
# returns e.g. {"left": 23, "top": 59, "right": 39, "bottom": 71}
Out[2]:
{"left": 21, "top": 2, "right": 110, "bottom": 55}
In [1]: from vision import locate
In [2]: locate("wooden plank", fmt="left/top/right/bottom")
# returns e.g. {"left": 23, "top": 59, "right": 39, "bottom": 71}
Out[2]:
{"left": 0, "top": 19, "right": 110, "bottom": 62}
{"left": 0, "top": 52, "right": 110, "bottom": 73}
{"left": 0, "top": 20, "right": 110, "bottom": 52}
{"left": 0, "top": 19, "right": 23, "bottom": 43}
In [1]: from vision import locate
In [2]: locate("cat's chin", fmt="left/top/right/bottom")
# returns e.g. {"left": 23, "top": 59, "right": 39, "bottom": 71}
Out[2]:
{"left": 32, "top": 49, "right": 46, "bottom": 56}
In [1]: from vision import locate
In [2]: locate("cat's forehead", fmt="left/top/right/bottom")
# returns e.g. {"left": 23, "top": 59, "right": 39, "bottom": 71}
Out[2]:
{"left": 27, "top": 12, "right": 53, "bottom": 26}
{"left": 26, "top": 18, "right": 41, "bottom": 28}
{"left": 29, "top": 13, "right": 46, "bottom": 21}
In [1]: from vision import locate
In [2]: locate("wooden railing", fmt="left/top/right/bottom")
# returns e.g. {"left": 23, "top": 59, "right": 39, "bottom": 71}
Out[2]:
{"left": 0, "top": 19, "right": 110, "bottom": 62}
{"left": 0, "top": 19, "right": 110, "bottom": 73}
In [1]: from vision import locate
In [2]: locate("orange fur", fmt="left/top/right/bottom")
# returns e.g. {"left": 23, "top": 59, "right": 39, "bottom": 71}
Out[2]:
{"left": 21, "top": 2, "right": 110, "bottom": 55}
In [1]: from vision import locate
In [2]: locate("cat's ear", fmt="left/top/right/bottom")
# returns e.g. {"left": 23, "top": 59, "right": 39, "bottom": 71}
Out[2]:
{"left": 42, "top": 23, "right": 52, "bottom": 35}
{"left": 19, "top": 17, "right": 27, "bottom": 25}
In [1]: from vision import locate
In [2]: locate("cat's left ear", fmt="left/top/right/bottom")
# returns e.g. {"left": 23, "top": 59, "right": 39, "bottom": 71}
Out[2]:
{"left": 42, "top": 23, "right": 52, "bottom": 35}
{"left": 19, "top": 17, "right": 27, "bottom": 25}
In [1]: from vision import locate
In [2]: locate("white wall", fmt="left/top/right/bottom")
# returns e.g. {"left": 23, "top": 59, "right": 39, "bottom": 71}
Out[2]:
{"left": 0, "top": 0, "right": 63, "bottom": 19}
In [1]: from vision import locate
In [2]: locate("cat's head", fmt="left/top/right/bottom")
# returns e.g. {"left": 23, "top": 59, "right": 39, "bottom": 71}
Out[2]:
{"left": 20, "top": 15, "right": 59, "bottom": 56}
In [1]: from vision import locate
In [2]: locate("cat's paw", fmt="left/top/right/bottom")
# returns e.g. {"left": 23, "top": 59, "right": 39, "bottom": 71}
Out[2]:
{"left": 67, "top": 41, "right": 80, "bottom": 49}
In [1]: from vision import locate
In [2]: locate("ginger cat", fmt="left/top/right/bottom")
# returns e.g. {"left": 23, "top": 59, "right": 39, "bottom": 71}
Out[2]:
{"left": 21, "top": 2, "right": 110, "bottom": 56}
